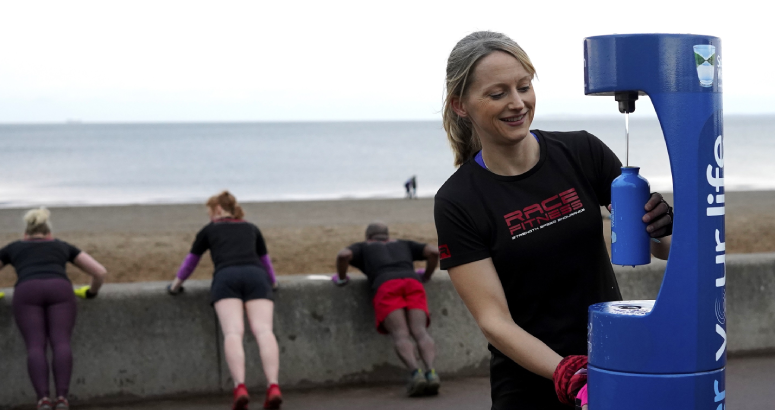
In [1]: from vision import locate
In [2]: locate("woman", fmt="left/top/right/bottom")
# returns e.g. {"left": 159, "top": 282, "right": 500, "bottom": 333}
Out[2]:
{"left": 168, "top": 191, "right": 282, "bottom": 410}
{"left": 434, "top": 32, "right": 673, "bottom": 409}
{"left": 0, "top": 208, "right": 107, "bottom": 410}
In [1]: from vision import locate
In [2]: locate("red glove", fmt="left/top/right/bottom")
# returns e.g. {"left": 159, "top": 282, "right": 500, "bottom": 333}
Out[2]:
{"left": 553, "top": 355, "right": 588, "bottom": 406}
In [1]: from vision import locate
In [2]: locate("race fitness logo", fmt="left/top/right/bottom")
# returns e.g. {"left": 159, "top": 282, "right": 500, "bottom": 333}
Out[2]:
{"left": 503, "top": 188, "right": 585, "bottom": 240}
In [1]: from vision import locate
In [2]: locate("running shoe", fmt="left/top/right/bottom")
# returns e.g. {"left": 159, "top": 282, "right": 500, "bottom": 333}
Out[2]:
{"left": 424, "top": 369, "right": 441, "bottom": 395}
{"left": 54, "top": 397, "right": 69, "bottom": 410}
{"left": 406, "top": 369, "right": 428, "bottom": 397}
{"left": 263, "top": 383, "right": 282, "bottom": 409}
{"left": 37, "top": 398, "right": 53, "bottom": 410}
{"left": 232, "top": 383, "right": 250, "bottom": 410}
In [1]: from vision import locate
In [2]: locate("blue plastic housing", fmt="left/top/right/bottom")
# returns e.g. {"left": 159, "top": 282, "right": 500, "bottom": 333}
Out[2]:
{"left": 585, "top": 34, "right": 726, "bottom": 410}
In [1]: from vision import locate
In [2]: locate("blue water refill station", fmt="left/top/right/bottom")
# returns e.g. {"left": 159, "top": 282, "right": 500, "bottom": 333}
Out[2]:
{"left": 584, "top": 34, "right": 726, "bottom": 409}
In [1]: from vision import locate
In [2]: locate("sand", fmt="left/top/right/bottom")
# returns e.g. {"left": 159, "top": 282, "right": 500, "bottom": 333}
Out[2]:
{"left": 1, "top": 191, "right": 774, "bottom": 288}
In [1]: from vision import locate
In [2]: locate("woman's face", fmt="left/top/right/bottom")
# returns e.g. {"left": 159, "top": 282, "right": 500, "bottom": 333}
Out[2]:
{"left": 453, "top": 51, "right": 536, "bottom": 147}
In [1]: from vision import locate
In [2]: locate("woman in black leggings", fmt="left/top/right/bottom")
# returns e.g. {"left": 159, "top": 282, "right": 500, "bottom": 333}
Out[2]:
{"left": 0, "top": 208, "right": 107, "bottom": 410}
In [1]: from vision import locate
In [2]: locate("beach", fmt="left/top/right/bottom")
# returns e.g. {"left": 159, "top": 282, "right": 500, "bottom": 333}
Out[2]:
{"left": 1, "top": 192, "right": 774, "bottom": 288}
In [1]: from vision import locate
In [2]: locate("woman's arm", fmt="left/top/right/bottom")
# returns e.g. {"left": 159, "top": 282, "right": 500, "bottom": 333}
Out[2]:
{"left": 449, "top": 258, "right": 562, "bottom": 379}
{"left": 72, "top": 252, "right": 107, "bottom": 293}
{"left": 169, "top": 253, "right": 201, "bottom": 293}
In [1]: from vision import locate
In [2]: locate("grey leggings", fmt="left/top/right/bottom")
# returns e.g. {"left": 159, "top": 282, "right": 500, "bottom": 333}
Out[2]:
{"left": 13, "top": 278, "right": 77, "bottom": 399}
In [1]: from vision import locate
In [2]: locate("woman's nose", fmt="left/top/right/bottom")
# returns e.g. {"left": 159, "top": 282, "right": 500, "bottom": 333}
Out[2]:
{"left": 508, "top": 88, "right": 525, "bottom": 110}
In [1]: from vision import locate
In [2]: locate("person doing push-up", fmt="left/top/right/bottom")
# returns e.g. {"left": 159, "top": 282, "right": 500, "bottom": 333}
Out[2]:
{"left": 334, "top": 222, "right": 441, "bottom": 397}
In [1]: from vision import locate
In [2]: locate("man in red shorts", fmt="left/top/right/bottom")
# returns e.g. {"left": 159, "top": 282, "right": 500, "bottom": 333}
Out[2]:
{"left": 334, "top": 222, "right": 440, "bottom": 397}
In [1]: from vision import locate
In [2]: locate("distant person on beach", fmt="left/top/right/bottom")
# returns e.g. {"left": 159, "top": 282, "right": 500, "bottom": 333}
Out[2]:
{"left": 0, "top": 207, "right": 107, "bottom": 410}
{"left": 333, "top": 222, "right": 441, "bottom": 397}
{"left": 167, "top": 191, "right": 282, "bottom": 410}
{"left": 434, "top": 31, "right": 674, "bottom": 409}
{"left": 404, "top": 175, "right": 417, "bottom": 199}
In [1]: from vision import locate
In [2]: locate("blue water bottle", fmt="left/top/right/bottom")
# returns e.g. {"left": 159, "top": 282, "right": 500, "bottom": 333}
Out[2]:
{"left": 611, "top": 166, "right": 651, "bottom": 266}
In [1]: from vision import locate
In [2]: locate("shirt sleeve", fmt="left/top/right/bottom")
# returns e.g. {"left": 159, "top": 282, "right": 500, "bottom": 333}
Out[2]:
{"left": 189, "top": 226, "right": 210, "bottom": 256}
{"left": 406, "top": 240, "right": 427, "bottom": 261}
{"left": 584, "top": 131, "right": 623, "bottom": 206}
{"left": 254, "top": 225, "right": 268, "bottom": 257}
{"left": 64, "top": 241, "right": 82, "bottom": 262}
{"left": 0, "top": 245, "right": 11, "bottom": 265}
{"left": 434, "top": 197, "right": 491, "bottom": 270}
{"left": 347, "top": 242, "right": 365, "bottom": 271}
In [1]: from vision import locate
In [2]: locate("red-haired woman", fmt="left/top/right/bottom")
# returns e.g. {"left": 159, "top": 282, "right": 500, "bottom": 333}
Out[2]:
{"left": 168, "top": 191, "right": 282, "bottom": 410}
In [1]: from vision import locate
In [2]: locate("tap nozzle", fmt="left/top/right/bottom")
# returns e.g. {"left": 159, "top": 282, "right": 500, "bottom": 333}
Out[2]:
{"left": 615, "top": 92, "right": 639, "bottom": 114}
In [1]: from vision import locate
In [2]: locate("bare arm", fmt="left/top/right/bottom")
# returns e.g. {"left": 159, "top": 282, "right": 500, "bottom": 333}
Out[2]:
{"left": 336, "top": 248, "right": 352, "bottom": 280}
{"left": 421, "top": 244, "right": 439, "bottom": 282}
{"left": 449, "top": 258, "right": 562, "bottom": 379}
{"left": 72, "top": 252, "right": 107, "bottom": 293}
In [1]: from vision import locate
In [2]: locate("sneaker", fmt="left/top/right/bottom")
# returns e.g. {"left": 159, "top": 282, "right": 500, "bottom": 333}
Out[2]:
{"left": 424, "top": 369, "right": 441, "bottom": 395}
{"left": 37, "top": 398, "right": 53, "bottom": 410}
{"left": 406, "top": 369, "right": 428, "bottom": 397}
{"left": 232, "top": 383, "right": 250, "bottom": 410}
{"left": 263, "top": 384, "right": 282, "bottom": 409}
{"left": 55, "top": 397, "right": 69, "bottom": 410}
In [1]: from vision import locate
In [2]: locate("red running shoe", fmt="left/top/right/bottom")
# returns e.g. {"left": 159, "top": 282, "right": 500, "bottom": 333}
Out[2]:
{"left": 232, "top": 383, "right": 250, "bottom": 410}
{"left": 263, "top": 384, "right": 282, "bottom": 409}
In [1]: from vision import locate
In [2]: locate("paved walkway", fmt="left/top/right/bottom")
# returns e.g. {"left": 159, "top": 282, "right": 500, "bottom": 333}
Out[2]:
{"left": 82, "top": 355, "right": 774, "bottom": 410}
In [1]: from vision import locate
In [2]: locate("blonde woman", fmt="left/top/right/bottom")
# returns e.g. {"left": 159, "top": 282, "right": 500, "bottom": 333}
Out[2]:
{"left": 168, "top": 191, "right": 281, "bottom": 410}
{"left": 434, "top": 31, "right": 673, "bottom": 409}
{"left": 0, "top": 208, "right": 107, "bottom": 410}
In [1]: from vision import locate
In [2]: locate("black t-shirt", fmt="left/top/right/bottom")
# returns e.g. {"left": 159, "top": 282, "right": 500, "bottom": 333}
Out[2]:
{"left": 347, "top": 239, "right": 427, "bottom": 290}
{"left": 190, "top": 219, "right": 268, "bottom": 273}
{"left": 0, "top": 239, "right": 82, "bottom": 286}
{"left": 434, "top": 130, "right": 623, "bottom": 387}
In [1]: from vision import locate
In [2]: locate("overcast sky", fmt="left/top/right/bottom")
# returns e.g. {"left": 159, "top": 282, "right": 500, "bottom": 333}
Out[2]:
{"left": 0, "top": 0, "right": 769, "bottom": 123}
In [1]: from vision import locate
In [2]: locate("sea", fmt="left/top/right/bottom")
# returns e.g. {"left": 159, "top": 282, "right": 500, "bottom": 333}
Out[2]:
{"left": 1, "top": 115, "right": 773, "bottom": 208}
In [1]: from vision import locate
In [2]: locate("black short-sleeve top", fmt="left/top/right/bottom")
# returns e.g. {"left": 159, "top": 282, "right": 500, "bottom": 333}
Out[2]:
{"left": 347, "top": 239, "right": 427, "bottom": 290}
{"left": 0, "top": 239, "right": 82, "bottom": 286}
{"left": 434, "top": 130, "right": 623, "bottom": 362}
{"left": 190, "top": 218, "right": 268, "bottom": 274}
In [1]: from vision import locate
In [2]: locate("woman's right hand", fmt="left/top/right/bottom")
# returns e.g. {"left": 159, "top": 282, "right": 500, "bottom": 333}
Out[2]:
{"left": 166, "top": 276, "right": 186, "bottom": 296}
{"left": 74, "top": 286, "right": 97, "bottom": 299}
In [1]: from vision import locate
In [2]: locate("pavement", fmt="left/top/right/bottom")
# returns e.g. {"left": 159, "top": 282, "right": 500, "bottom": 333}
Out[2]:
{"left": 73, "top": 355, "right": 775, "bottom": 410}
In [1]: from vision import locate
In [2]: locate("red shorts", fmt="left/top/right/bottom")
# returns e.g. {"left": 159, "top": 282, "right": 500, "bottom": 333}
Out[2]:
{"left": 372, "top": 278, "right": 430, "bottom": 334}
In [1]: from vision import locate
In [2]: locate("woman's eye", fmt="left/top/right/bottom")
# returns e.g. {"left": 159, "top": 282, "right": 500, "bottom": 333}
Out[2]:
{"left": 490, "top": 92, "right": 505, "bottom": 99}
{"left": 518, "top": 85, "right": 531, "bottom": 92}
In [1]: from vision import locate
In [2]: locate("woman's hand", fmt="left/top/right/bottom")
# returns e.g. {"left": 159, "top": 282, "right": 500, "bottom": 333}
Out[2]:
{"left": 167, "top": 277, "right": 185, "bottom": 295}
{"left": 74, "top": 285, "right": 97, "bottom": 299}
{"left": 643, "top": 192, "right": 673, "bottom": 238}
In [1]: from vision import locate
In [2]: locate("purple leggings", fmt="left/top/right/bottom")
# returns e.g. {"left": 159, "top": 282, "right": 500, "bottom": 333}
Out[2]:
{"left": 12, "top": 278, "right": 77, "bottom": 399}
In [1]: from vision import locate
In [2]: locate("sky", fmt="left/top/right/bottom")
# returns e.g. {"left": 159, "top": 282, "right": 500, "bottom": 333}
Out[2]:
{"left": 0, "top": 0, "right": 770, "bottom": 123}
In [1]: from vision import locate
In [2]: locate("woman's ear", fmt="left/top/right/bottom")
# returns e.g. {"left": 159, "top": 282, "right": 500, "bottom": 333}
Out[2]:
{"left": 451, "top": 96, "right": 468, "bottom": 118}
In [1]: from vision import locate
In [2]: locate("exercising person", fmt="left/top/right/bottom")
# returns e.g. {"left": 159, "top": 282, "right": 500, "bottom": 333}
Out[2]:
{"left": 168, "top": 191, "right": 282, "bottom": 410}
{"left": 434, "top": 31, "right": 673, "bottom": 409}
{"left": 0, "top": 208, "right": 107, "bottom": 410}
{"left": 334, "top": 222, "right": 441, "bottom": 396}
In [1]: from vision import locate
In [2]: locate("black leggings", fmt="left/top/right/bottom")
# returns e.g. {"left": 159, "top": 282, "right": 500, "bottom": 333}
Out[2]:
{"left": 13, "top": 278, "right": 77, "bottom": 399}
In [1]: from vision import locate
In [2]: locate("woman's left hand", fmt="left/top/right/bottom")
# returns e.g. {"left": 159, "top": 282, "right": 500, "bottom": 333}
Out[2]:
{"left": 643, "top": 192, "right": 673, "bottom": 238}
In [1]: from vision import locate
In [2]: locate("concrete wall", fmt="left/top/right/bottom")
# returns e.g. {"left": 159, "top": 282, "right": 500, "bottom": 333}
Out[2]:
{"left": 1, "top": 253, "right": 774, "bottom": 408}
